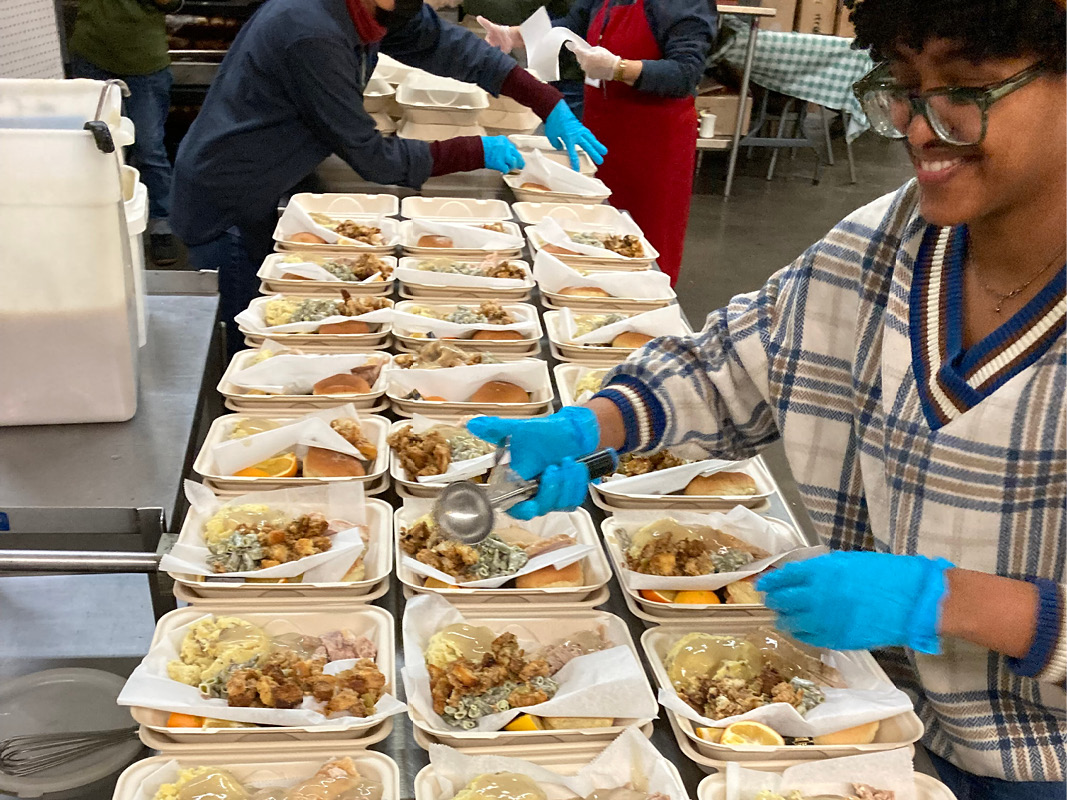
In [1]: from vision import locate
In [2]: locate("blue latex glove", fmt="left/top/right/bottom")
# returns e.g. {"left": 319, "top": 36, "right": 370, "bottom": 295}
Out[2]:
{"left": 508, "top": 458, "right": 591, "bottom": 519}
{"left": 544, "top": 100, "right": 607, "bottom": 172}
{"left": 757, "top": 551, "right": 954, "bottom": 654}
{"left": 481, "top": 136, "right": 525, "bottom": 173}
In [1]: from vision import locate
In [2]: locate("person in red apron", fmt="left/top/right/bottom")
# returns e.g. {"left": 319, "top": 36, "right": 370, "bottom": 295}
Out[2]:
{"left": 480, "top": 0, "right": 716, "bottom": 283}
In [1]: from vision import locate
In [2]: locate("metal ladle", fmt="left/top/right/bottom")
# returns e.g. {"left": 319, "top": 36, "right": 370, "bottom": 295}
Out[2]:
{"left": 432, "top": 449, "right": 619, "bottom": 544}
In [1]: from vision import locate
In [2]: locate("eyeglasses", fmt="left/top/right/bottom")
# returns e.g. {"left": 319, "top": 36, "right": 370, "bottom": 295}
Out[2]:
{"left": 853, "top": 60, "right": 1047, "bottom": 146}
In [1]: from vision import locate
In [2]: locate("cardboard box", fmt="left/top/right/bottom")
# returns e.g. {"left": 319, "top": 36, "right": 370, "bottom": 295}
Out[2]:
{"left": 794, "top": 0, "right": 836, "bottom": 34}
{"left": 694, "top": 93, "right": 754, "bottom": 136}
{"left": 758, "top": 0, "right": 799, "bottom": 32}
{"left": 834, "top": 0, "right": 856, "bottom": 37}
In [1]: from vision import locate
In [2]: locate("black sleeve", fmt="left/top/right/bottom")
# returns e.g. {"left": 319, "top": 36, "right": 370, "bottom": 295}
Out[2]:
{"left": 635, "top": 0, "right": 716, "bottom": 97}
{"left": 281, "top": 36, "right": 434, "bottom": 187}
{"left": 552, "top": 0, "right": 597, "bottom": 35}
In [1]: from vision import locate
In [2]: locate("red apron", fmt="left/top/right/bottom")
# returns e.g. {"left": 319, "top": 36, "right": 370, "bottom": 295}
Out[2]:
{"left": 583, "top": 0, "right": 697, "bottom": 285}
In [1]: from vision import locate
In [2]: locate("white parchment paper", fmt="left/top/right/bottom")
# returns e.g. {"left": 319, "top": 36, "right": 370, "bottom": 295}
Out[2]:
{"left": 535, "top": 250, "right": 673, "bottom": 297}
{"left": 402, "top": 595, "right": 657, "bottom": 732}
{"left": 405, "top": 220, "right": 523, "bottom": 250}
{"left": 725, "top": 749, "right": 917, "bottom": 800}
{"left": 229, "top": 353, "right": 389, "bottom": 395}
{"left": 387, "top": 360, "right": 549, "bottom": 403}
{"left": 559, "top": 304, "right": 687, "bottom": 344}
{"left": 519, "top": 150, "right": 610, "bottom": 195}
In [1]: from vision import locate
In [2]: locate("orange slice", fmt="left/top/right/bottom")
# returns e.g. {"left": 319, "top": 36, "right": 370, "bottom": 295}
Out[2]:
{"left": 674, "top": 590, "right": 721, "bottom": 604}
{"left": 166, "top": 712, "right": 204, "bottom": 728}
{"left": 424, "top": 577, "right": 459, "bottom": 589}
{"left": 503, "top": 714, "right": 545, "bottom": 732}
{"left": 720, "top": 721, "right": 786, "bottom": 747}
{"left": 639, "top": 589, "right": 678, "bottom": 604}
{"left": 234, "top": 451, "right": 298, "bottom": 478}
{"left": 695, "top": 726, "right": 723, "bottom": 743}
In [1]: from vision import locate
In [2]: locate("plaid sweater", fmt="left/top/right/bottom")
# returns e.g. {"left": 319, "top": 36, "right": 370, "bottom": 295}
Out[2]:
{"left": 596, "top": 182, "right": 1067, "bottom": 781}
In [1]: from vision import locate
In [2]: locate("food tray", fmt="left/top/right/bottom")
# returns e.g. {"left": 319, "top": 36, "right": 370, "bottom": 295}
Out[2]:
{"left": 397, "top": 257, "right": 534, "bottom": 302}
{"left": 273, "top": 193, "right": 400, "bottom": 255}
{"left": 392, "top": 300, "right": 543, "bottom": 357}
{"left": 137, "top": 716, "right": 394, "bottom": 754}
{"left": 387, "top": 418, "right": 485, "bottom": 498}
{"left": 396, "top": 73, "right": 489, "bottom": 126}
{"left": 554, "top": 363, "right": 611, "bottom": 408}
{"left": 507, "top": 134, "right": 598, "bottom": 175}
{"left": 273, "top": 217, "right": 400, "bottom": 256}
{"left": 407, "top": 609, "right": 657, "bottom": 749}
{"left": 640, "top": 622, "right": 925, "bottom": 764}
{"left": 130, "top": 605, "right": 398, "bottom": 743}
{"left": 167, "top": 497, "right": 393, "bottom": 601}
{"left": 696, "top": 763, "right": 950, "bottom": 795}
{"left": 192, "top": 412, "right": 390, "bottom": 492}
{"left": 526, "top": 227, "right": 658, "bottom": 269}
{"left": 401, "top": 196, "right": 513, "bottom": 223}
{"left": 363, "top": 76, "right": 399, "bottom": 116}
{"left": 112, "top": 750, "right": 400, "bottom": 798}
{"left": 173, "top": 576, "right": 390, "bottom": 606}
{"left": 411, "top": 731, "right": 677, "bottom": 794}
{"left": 372, "top": 53, "right": 418, "bottom": 85}
{"left": 600, "top": 511, "right": 802, "bottom": 620}
{"left": 504, "top": 173, "right": 610, "bottom": 205}
{"left": 512, "top": 202, "right": 633, "bottom": 227}
{"left": 372, "top": 111, "right": 396, "bottom": 135}
{"left": 239, "top": 296, "right": 394, "bottom": 352}
{"left": 540, "top": 289, "right": 675, "bottom": 312}
{"left": 394, "top": 504, "right": 612, "bottom": 604}
{"left": 386, "top": 357, "right": 554, "bottom": 417}
{"left": 398, "top": 120, "right": 488, "bottom": 142}
{"left": 218, "top": 350, "right": 392, "bottom": 415}
{"left": 257, "top": 253, "right": 397, "bottom": 296}
{"left": 398, "top": 220, "right": 524, "bottom": 258}
{"left": 592, "top": 456, "right": 776, "bottom": 512}
{"left": 545, "top": 311, "right": 689, "bottom": 365}
{"left": 480, "top": 106, "right": 541, "bottom": 135}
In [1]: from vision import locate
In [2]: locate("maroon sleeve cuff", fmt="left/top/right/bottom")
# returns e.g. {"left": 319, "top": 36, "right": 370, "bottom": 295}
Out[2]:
{"left": 500, "top": 66, "right": 563, "bottom": 121}
{"left": 429, "top": 136, "right": 484, "bottom": 177}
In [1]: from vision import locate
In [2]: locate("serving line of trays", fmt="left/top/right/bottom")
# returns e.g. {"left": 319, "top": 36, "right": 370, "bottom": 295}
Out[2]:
{"left": 111, "top": 190, "right": 951, "bottom": 800}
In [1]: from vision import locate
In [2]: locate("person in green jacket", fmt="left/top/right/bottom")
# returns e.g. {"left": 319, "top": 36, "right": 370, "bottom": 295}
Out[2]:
{"left": 462, "top": 0, "right": 587, "bottom": 115}
{"left": 68, "top": 0, "right": 183, "bottom": 265}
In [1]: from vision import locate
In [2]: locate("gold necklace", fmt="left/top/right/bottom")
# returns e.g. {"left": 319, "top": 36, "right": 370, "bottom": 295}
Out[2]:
{"left": 974, "top": 246, "right": 1066, "bottom": 313}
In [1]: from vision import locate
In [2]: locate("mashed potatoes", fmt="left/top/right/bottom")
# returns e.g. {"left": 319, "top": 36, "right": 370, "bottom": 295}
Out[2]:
{"left": 203, "top": 504, "right": 288, "bottom": 548}
{"left": 424, "top": 623, "right": 496, "bottom": 670}
{"left": 154, "top": 767, "right": 248, "bottom": 800}
{"left": 166, "top": 616, "right": 271, "bottom": 694}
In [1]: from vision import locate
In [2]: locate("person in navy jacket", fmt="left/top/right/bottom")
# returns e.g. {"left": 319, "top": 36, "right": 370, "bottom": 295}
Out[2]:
{"left": 171, "top": 0, "right": 603, "bottom": 340}
{"left": 479, "top": 0, "right": 716, "bottom": 284}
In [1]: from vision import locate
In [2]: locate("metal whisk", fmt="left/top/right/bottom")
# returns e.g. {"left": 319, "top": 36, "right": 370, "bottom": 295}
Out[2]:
{"left": 0, "top": 725, "right": 138, "bottom": 777}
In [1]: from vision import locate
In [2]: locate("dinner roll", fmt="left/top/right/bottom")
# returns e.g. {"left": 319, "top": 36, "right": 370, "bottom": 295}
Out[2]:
{"left": 521, "top": 182, "right": 551, "bottom": 191}
{"left": 541, "top": 717, "right": 614, "bottom": 730}
{"left": 311, "top": 373, "right": 372, "bottom": 395}
{"left": 559, "top": 286, "right": 613, "bottom": 298}
{"left": 289, "top": 232, "right": 327, "bottom": 244}
{"left": 611, "top": 331, "right": 654, "bottom": 348}
{"left": 470, "top": 329, "right": 524, "bottom": 341}
{"left": 302, "top": 447, "right": 366, "bottom": 478}
{"left": 683, "top": 471, "right": 759, "bottom": 496}
{"left": 280, "top": 272, "right": 312, "bottom": 280}
{"left": 468, "top": 380, "right": 530, "bottom": 404}
{"left": 417, "top": 234, "right": 454, "bottom": 248}
{"left": 515, "top": 561, "right": 584, "bottom": 589}
{"left": 317, "top": 320, "right": 371, "bottom": 335}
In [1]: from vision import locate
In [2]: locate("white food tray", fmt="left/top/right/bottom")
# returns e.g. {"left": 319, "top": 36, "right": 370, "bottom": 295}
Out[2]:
{"left": 504, "top": 174, "right": 610, "bottom": 205}
{"left": 218, "top": 350, "right": 392, "bottom": 415}
{"left": 545, "top": 310, "right": 690, "bottom": 365}
{"left": 363, "top": 77, "right": 398, "bottom": 115}
{"left": 407, "top": 609, "right": 656, "bottom": 749}
{"left": 130, "top": 606, "right": 398, "bottom": 743}
{"left": 388, "top": 419, "right": 486, "bottom": 497}
{"left": 238, "top": 295, "right": 394, "bottom": 352}
{"left": 394, "top": 504, "right": 611, "bottom": 605}
{"left": 401, "top": 196, "right": 513, "bottom": 222}
{"left": 113, "top": 750, "right": 400, "bottom": 797}
{"left": 526, "top": 227, "right": 658, "bottom": 269}
{"left": 192, "top": 412, "right": 390, "bottom": 492}
{"left": 398, "top": 220, "right": 524, "bottom": 258}
{"left": 507, "top": 134, "right": 597, "bottom": 175}
{"left": 397, "top": 256, "right": 534, "bottom": 302}
{"left": 592, "top": 456, "right": 777, "bottom": 512}
{"left": 386, "top": 357, "right": 553, "bottom": 417}
{"left": 396, "top": 73, "right": 489, "bottom": 126}
{"left": 696, "top": 763, "right": 953, "bottom": 795}
{"left": 168, "top": 496, "right": 393, "bottom": 601}
{"left": 398, "top": 120, "right": 487, "bottom": 141}
{"left": 257, "top": 253, "right": 397, "bottom": 296}
{"left": 641, "top": 622, "right": 924, "bottom": 765}
{"left": 392, "top": 300, "right": 543, "bottom": 357}
{"left": 600, "top": 510, "right": 801, "bottom": 620}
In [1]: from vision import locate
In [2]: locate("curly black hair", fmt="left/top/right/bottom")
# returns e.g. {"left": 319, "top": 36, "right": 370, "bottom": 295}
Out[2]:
{"left": 843, "top": 0, "right": 1066, "bottom": 72}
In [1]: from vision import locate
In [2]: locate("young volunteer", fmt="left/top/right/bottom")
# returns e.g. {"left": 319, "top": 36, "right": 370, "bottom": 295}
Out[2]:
{"left": 468, "top": 1, "right": 1066, "bottom": 796}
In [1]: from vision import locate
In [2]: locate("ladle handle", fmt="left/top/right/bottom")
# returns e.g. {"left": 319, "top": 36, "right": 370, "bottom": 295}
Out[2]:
{"left": 577, "top": 448, "right": 618, "bottom": 481}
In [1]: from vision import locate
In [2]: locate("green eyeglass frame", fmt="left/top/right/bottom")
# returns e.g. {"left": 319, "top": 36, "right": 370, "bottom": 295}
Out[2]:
{"left": 852, "top": 60, "right": 1048, "bottom": 145}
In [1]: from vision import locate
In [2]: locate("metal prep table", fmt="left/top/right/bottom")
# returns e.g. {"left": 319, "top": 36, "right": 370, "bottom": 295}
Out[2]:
{"left": 0, "top": 181, "right": 814, "bottom": 799}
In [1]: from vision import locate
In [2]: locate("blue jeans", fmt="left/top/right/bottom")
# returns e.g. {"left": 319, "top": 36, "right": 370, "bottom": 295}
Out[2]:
{"left": 70, "top": 56, "right": 174, "bottom": 231}
{"left": 928, "top": 751, "right": 1065, "bottom": 800}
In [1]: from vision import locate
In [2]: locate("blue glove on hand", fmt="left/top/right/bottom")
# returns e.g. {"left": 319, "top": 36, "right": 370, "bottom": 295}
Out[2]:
{"left": 466, "top": 406, "right": 601, "bottom": 519}
{"left": 757, "top": 551, "right": 954, "bottom": 654}
{"left": 481, "top": 136, "right": 525, "bottom": 173}
{"left": 544, "top": 100, "right": 607, "bottom": 172}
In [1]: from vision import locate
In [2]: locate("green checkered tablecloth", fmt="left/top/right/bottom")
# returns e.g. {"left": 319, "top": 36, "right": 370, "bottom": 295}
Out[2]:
{"left": 720, "top": 17, "right": 875, "bottom": 140}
